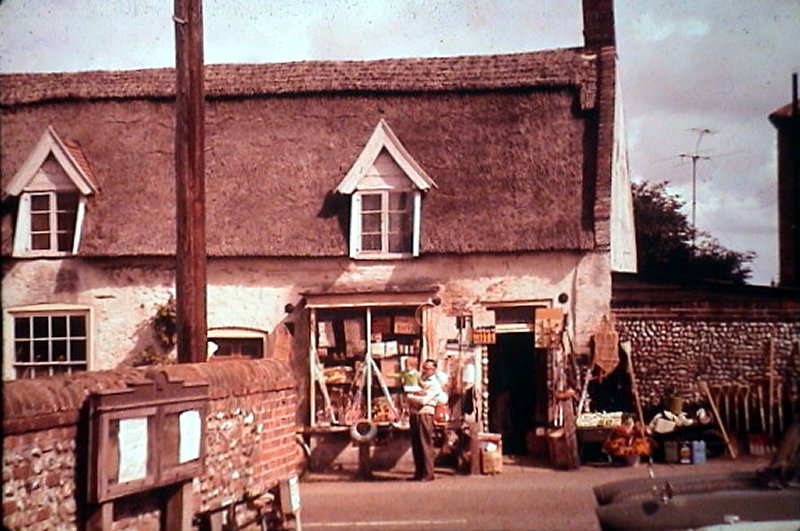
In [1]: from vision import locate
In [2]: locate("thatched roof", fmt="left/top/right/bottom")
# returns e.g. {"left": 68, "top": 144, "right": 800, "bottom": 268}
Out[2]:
{"left": 1, "top": 48, "right": 604, "bottom": 258}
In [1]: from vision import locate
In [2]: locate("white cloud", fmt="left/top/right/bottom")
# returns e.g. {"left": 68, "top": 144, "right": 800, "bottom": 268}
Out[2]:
{"left": 629, "top": 12, "right": 709, "bottom": 42}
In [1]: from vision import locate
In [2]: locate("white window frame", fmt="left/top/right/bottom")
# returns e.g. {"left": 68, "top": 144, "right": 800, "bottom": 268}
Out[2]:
{"left": 350, "top": 189, "right": 421, "bottom": 259}
{"left": 15, "top": 190, "right": 86, "bottom": 257}
{"left": 5, "top": 304, "right": 93, "bottom": 380}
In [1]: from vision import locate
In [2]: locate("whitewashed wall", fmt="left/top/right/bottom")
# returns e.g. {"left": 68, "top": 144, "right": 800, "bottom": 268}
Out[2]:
{"left": 2, "top": 251, "right": 610, "bottom": 379}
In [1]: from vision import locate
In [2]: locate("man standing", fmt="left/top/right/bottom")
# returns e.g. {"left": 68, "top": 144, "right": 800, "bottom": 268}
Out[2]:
{"left": 407, "top": 359, "right": 447, "bottom": 481}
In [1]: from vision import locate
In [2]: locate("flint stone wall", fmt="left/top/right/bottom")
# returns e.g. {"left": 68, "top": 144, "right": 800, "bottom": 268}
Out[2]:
{"left": 2, "top": 359, "right": 300, "bottom": 531}
{"left": 613, "top": 310, "right": 800, "bottom": 404}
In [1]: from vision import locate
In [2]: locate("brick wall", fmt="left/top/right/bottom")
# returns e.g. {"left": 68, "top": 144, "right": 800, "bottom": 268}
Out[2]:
{"left": 2, "top": 359, "right": 301, "bottom": 530}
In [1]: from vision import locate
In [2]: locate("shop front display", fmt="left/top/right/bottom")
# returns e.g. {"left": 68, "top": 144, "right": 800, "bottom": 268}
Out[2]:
{"left": 312, "top": 306, "right": 421, "bottom": 428}
{"left": 304, "top": 290, "right": 439, "bottom": 435}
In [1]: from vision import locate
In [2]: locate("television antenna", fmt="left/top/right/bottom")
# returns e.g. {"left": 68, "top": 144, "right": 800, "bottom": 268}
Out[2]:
{"left": 679, "top": 128, "right": 714, "bottom": 250}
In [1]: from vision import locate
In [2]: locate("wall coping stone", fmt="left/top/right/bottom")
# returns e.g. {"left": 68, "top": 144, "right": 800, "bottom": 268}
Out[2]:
{"left": 3, "top": 359, "right": 293, "bottom": 435}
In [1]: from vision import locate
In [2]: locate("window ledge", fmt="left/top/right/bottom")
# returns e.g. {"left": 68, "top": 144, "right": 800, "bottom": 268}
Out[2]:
{"left": 353, "top": 253, "right": 414, "bottom": 261}
{"left": 13, "top": 251, "right": 73, "bottom": 259}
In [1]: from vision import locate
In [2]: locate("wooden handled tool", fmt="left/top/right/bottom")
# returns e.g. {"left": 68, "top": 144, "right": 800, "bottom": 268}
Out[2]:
{"left": 702, "top": 381, "right": 737, "bottom": 459}
{"left": 740, "top": 384, "right": 751, "bottom": 435}
{"left": 724, "top": 385, "right": 732, "bottom": 432}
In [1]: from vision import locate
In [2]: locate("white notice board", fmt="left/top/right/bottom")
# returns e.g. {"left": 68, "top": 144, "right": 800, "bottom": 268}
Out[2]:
{"left": 118, "top": 417, "right": 148, "bottom": 483}
{"left": 179, "top": 410, "right": 202, "bottom": 463}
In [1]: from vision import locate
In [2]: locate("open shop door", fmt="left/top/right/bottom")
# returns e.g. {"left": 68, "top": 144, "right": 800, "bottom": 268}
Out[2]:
{"left": 487, "top": 332, "right": 548, "bottom": 455}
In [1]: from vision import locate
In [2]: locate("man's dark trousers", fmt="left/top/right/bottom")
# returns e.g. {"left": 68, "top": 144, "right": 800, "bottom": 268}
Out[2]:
{"left": 410, "top": 411, "right": 435, "bottom": 480}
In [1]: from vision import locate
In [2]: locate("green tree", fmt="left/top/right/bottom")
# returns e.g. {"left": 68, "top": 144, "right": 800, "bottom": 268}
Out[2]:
{"left": 632, "top": 181, "right": 755, "bottom": 284}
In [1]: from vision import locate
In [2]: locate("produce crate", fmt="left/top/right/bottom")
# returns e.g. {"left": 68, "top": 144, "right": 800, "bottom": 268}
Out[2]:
{"left": 478, "top": 432, "right": 503, "bottom": 475}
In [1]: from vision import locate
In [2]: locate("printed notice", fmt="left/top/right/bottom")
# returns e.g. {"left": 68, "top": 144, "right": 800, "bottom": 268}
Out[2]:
{"left": 179, "top": 410, "right": 201, "bottom": 463}
{"left": 118, "top": 417, "right": 148, "bottom": 483}
{"left": 288, "top": 475, "right": 301, "bottom": 512}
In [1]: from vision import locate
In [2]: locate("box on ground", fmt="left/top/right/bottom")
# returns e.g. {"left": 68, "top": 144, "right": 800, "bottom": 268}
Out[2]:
{"left": 478, "top": 432, "right": 502, "bottom": 474}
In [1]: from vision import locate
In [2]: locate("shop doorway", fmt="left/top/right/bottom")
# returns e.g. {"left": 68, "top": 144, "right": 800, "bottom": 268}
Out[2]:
{"left": 487, "top": 332, "right": 548, "bottom": 455}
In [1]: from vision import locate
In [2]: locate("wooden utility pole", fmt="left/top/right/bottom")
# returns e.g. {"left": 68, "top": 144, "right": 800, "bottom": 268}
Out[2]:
{"left": 174, "top": 0, "right": 207, "bottom": 364}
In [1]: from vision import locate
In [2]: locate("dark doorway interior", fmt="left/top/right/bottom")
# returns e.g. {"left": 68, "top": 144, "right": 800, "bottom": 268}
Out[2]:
{"left": 488, "top": 332, "right": 547, "bottom": 455}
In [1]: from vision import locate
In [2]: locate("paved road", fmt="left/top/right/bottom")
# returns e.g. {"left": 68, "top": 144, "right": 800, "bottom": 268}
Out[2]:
{"left": 297, "top": 455, "right": 769, "bottom": 531}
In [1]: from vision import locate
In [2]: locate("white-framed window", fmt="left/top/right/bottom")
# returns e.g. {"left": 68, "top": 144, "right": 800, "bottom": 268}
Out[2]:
{"left": 335, "top": 120, "right": 436, "bottom": 260}
{"left": 359, "top": 190, "right": 414, "bottom": 255}
{"left": 10, "top": 308, "right": 90, "bottom": 379}
{"left": 29, "top": 191, "right": 80, "bottom": 252}
{"left": 207, "top": 328, "right": 267, "bottom": 360}
{"left": 350, "top": 186, "right": 421, "bottom": 259}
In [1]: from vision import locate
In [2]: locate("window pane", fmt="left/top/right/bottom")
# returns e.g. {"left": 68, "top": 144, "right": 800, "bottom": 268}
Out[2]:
{"left": 213, "top": 341, "right": 235, "bottom": 357}
{"left": 31, "top": 194, "right": 50, "bottom": 211}
{"left": 15, "top": 342, "right": 31, "bottom": 363}
{"left": 15, "top": 317, "right": 31, "bottom": 339}
{"left": 239, "top": 339, "right": 263, "bottom": 358}
{"left": 389, "top": 233, "right": 411, "bottom": 253}
{"left": 388, "top": 212, "right": 411, "bottom": 233}
{"left": 71, "top": 340, "right": 87, "bottom": 361}
{"left": 52, "top": 340, "right": 68, "bottom": 361}
{"left": 389, "top": 192, "right": 410, "bottom": 211}
{"left": 361, "top": 212, "right": 381, "bottom": 232}
{"left": 32, "top": 234, "right": 51, "bottom": 250}
{"left": 361, "top": 194, "right": 382, "bottom": 211}
{"left": 52, "top": 316, "right": 68, "bottom": 337}
{"left": 33, "top": 316, "right": 49, "bottom": 337}
{"left": 70, "top": 316, "right": 87, "bottom": 337}
{"left": 57, "top": 193, "right": 79, "bottom": 211}
{"left": 31, "top": 212, "right": 50, "bottom": 231}
{"left": 57, "top": 233, "right": 73, "bottom": 252}
{"left": 33, "top": 340, "right": 49, "bottom": 362}
{"left": 57, "top": 211, "right": 77, "bottom": 231}
{"left": 361, "top": 234, "right": 381, "bottom": 251}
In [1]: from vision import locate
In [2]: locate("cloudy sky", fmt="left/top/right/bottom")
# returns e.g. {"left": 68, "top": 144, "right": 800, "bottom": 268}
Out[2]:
{"left": 1, "top": 0, "right": 798, "bottom": 285}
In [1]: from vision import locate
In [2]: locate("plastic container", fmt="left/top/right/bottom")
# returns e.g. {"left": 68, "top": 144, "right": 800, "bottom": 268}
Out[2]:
{"left": 691, "top": 440, "right": 707, "bottom": 464}
{"left": 679, "top": 441, "right": 692, "bottom": 464}
{"left": 664, "top": 440, "right": 679, "bottom": 463}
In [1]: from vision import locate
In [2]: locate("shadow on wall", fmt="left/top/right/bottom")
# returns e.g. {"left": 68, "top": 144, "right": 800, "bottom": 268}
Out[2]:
{"left": 118, "top": 299, "right": 177, "bottom": 368}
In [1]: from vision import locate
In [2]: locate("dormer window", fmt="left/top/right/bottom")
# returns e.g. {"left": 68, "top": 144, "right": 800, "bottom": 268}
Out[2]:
{"left": 336, "top": 120, "right": 436, "bottom": 259}
{"left": 4, "top": 127, "right": 98, "bottom": 257}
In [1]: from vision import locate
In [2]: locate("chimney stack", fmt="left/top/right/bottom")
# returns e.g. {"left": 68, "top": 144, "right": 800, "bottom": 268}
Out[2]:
{"left": 583, "top": 0, "right": 616, "bottom": 48}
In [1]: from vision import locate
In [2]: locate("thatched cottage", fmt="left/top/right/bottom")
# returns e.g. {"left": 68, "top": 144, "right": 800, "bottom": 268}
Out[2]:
{"left": 1, "top": 0, "right": 635, "bottom": 454}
